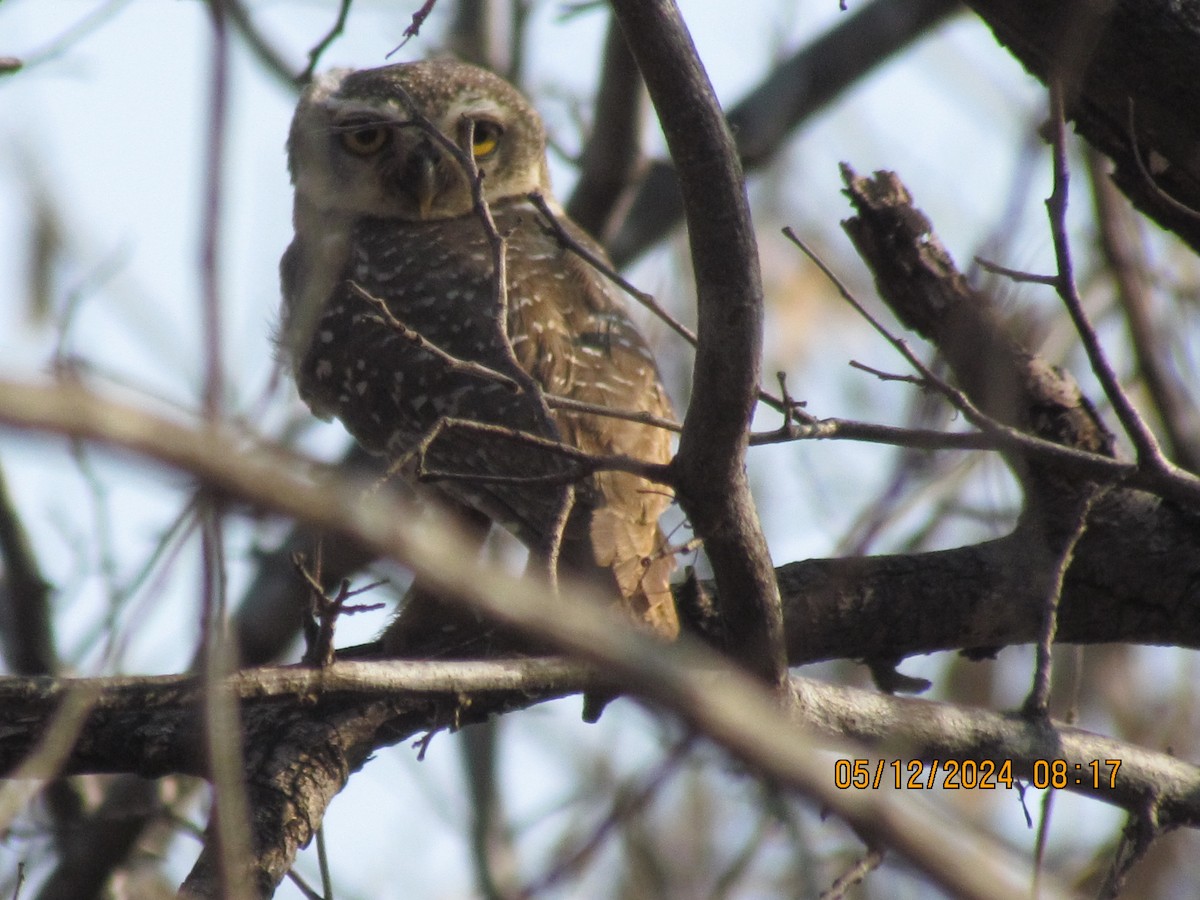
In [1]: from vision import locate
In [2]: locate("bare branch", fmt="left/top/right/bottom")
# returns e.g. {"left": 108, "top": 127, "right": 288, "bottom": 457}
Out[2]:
{"left": 565, "top": 16, "right": 644, "bottom": 238}
{"left": 609, "top": 0, "right": 959, "bottom": 265}
{"left": 1087, "top": 147, "right": 1200, "bottom": 472}
{"left": 412, "top": 416, "right": 673, "bottom": 487}
{"left": 529, "top": 191, "right": 697, "bottom": 348}
{"left": 225, "top": 0, "right": 299, "bottom": 90}
{"left": 961, "top": 0, "right": 1200, "bottom": 257}
{"left": 349, "top": 282, "right": 522, "bottom": 392}
{"left": 1022, "top": 487, "right": 1105, "bottom": 717}
{"left": 298, "top": 0, "right": 352, "bottom": 85}
{"left": 0, "top": 462, "right": 56, "bottom": 675}
{"left": 1044, "top": 81, "right": 1166, "bottom": 472}
{"left": 610, "top": 0, "right": 785, "bottom": 690}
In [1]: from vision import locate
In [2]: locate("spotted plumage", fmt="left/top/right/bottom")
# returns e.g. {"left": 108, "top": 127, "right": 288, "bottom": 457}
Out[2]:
{"left": 280, "top": 59, "right": 678, "bottom": 645}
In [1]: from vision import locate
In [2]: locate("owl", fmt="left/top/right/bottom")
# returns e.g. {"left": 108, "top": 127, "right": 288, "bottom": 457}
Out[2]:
{"left": 280, "top": 59, "right": 679, "bottom": 652}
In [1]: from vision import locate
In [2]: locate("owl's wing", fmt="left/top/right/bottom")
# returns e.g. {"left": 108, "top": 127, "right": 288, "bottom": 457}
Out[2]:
{"left": 508, "top": 216, "right": 678, "bottom": 637}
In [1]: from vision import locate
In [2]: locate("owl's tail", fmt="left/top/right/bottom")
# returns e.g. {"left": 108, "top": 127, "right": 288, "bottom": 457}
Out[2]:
{"left": 586, "top": 471, "right": 679, "bottom": 641}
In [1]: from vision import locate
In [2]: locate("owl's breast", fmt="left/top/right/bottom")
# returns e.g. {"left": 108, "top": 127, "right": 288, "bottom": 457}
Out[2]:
{"left": 295, "top": 213, "right": 540, "bottom": 450}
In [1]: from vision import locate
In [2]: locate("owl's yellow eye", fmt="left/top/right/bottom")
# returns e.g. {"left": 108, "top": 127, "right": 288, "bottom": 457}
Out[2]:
{"left": 471, "top": 121, "right": 502, "bottom": 159}
{"left": 341, "top": 126, "right": 389, "bottom": 155}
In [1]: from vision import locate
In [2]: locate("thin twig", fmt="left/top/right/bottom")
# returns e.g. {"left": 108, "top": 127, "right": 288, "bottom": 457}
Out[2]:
{"left": 528, "top": 191, "right": 697, "bottom": 347}
{"left": 1098, "top": 808, "right": 1162, "bottom": 900}
{"left": 750, "top": 417, "right": 999, "bottom": 451}
{"left": 196, "top": 494, "right": 255, "bottom": 900}
{"left": 225, "top": 0, "right": 299, "bottom": 89}
{"left": 370, "top": 89, "right": 576, "bottom": 578}
{"left": 775, "top": 371, "right": 818, "bottom": 427}
{"left": 821, "top": 847, "right": 884, "bottom": 900}
{"left": 974, "top": 257, "right": 1058, "bottom": 286}
{"left": 786, "top": 228, "right": 1056, "bottom": 445}
{"left": 782, "top": 227, "right": 1200, "bottom": 504}
{"left": 413, "top": 416, "right": 674, "bottom": 487}
{"left": 282, "top": 866, "right": 324, "bottom": 900}
{"left": 848, "top": 359, "right": 926, "bottom": 385}
{"left": 544, "top": 392, "right": 681, "bottom": 433}
{"left": 1032, "top": 788, "right": 1054, "bottom": 896}
{"left": 299, "top": 0, "right": 352, "bottom": 85}
{"left": 1087, "top": 147, "right": 1199, "bottom": 472}
{"left": 315, "top": 825, "right": 334, "bottom": 900}
{"left": 294, "top": 551, "right": 387, "bottom": 667}
{"left": 530, "top": 191, "right": 789, "bottom": 413}
{"left": 392, "top": 0, "right": 439, "bottom": 54}
{"left": 519, "top": 738, "right": 693, "bottom": 897}
{"left": 348, "top": 282, "right": 521, "bottom": 391}
{"left": 8, "top": 0, "right": 133, "bottom": 71}
{"left": 460, "top": 119, "right": 573, "bottom": 584}
{"left": 1022, "top": 487, "right": 1105, "bottom": 717}
{"left": 1045, "top": 82, "right": 1166, "bottom": 470}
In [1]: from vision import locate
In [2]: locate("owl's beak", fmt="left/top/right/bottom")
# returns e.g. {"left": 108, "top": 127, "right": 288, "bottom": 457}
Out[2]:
{"left": 402, "top": 140, "right": 440, "bottom": 219}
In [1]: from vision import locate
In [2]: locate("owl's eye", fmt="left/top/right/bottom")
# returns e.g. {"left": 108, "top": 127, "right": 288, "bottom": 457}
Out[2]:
{"left": 341, "top": 126, "right": 389, "bottom": 156}
{"left": 470, "top": 120, "right": 503, "bottom": 159}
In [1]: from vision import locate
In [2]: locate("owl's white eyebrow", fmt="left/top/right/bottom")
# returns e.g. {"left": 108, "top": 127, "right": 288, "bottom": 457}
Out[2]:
{"left": 329, "top": 102, "right": 408, "bottom": 126}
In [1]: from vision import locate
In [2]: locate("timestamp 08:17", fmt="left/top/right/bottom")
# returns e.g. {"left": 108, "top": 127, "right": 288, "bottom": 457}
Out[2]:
{"left": 833, "top": 758, "right": 1122, "bottom": 791}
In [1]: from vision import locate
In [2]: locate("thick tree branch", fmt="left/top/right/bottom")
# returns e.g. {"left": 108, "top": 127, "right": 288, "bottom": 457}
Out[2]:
{"left": 2, "top": 375, "right": 1200, "bottom": 893}
{"left": 0, "top": 379, "right": 1061, "bottom": 899}
{"left": 8, "top": 659, "right": 1198, "bottom": 832}
{"left": 18, "top": 659, "right": 1200, "bottom": 898}
{"left": 0, "top": 463, "right": 56, "bottom": 675}
{"left": 962, "top": 0, "right": 1200, "bottom": 257}
{"left": 775, "top": 486, "right": 1200, "bottom": 664}
{"left": 0, "top": 378, "right": 1198, "bottom": 678}
{"left": 7, "top": 661, "right": 1200, "bottom": 833}
{"left": 809, "top": 166, "right": 1200, "bottom": 672}
{"left": 608, "top": 0, "right": 785, "bottom": 689}
{"left": 840, "top": 167, "right": 1114, "bottom": 464}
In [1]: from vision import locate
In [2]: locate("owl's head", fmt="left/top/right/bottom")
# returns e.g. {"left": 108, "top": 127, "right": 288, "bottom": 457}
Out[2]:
{"left": 288, "top": 60, "right": 552, "bottom": 221}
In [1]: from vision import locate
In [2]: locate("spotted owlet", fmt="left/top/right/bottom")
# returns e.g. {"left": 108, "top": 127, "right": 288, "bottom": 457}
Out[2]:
{"left": 280, "top": 59, "right": 678, "bottom": 650}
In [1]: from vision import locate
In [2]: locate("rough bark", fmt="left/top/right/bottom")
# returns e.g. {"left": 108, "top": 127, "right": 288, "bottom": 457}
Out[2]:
{"left": 964, "top": 0, "right": 1200, "bottom": 256}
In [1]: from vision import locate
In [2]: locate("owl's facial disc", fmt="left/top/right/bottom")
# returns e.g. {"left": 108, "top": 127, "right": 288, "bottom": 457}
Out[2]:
{"left": 290, "top": 62, "right": 551, "bottom": 221}
{"left": 334, "top": 114, "right": 497, "bottom": 220}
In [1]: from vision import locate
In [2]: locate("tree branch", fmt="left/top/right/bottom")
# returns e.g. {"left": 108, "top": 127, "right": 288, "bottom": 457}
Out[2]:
{"left": 564, "top": 15, "right": 644, "bottom": 240}
{"left": 608, "top": 0, "right": 786, "bottom": 689}
{"left": 961, "top": 0, "right": 1200, "bottom": 258}
{"left": 609, "top": 0, "right": 960, "bottom": 265}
